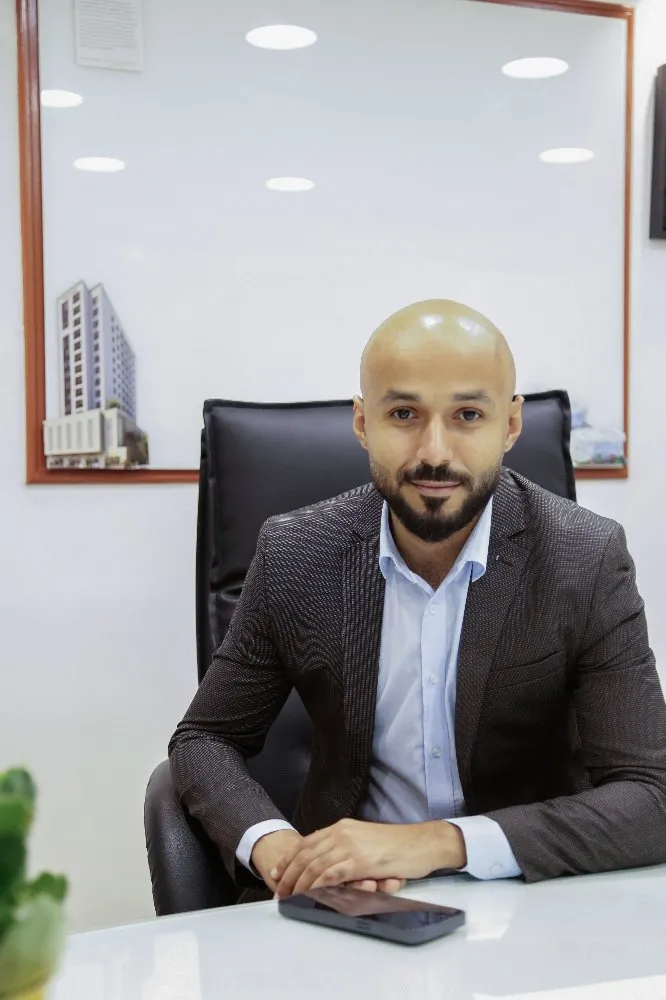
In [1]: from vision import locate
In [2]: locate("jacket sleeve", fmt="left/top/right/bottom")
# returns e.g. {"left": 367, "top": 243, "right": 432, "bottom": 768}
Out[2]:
{"left": 169, "top": 522, "right": 292, "bottom": 872}
{"left": 486, "top": 523, "right": 666, "bottom": 882}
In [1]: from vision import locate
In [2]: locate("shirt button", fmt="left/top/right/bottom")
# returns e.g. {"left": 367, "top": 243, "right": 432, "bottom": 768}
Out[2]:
{"left": 431, "top": 747, "right": 441, "bottom": 758}
{"left": 429, "top": 606, "right": 437, "bottom": 616}
{"left": 428, "top": 674, "right": 437, "bottom": 684}
{"left": 490, "top": 864, "right": 503, "bottom": 876}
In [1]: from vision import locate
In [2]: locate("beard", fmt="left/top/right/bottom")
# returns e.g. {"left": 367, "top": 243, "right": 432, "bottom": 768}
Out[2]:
{"left": 370, "top": 458, "right": 501, "bottom": 543}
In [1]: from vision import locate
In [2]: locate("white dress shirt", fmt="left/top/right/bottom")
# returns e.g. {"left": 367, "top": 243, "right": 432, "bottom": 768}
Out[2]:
{"left": 237, "top": 498, "right": 522, "bottom": 881}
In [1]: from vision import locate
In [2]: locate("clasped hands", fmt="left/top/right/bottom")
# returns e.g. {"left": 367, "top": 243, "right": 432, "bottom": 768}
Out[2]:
{"left": 251, "top": 818, "right": 467, "bottom": 899}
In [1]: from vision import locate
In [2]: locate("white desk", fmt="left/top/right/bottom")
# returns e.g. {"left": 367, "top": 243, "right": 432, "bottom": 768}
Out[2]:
{"left": 49, "top": 867, "right": 666, "bottom": 1000}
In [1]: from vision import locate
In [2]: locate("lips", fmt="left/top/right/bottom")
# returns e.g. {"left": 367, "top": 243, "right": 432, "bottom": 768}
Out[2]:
{"left": 410, "top": 480, "right": 461, "bottom": 497}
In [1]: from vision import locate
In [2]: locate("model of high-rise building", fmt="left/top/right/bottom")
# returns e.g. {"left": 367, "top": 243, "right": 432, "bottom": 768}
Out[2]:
{"left": 43, "top": 282, "right": 148, "bottom": 469}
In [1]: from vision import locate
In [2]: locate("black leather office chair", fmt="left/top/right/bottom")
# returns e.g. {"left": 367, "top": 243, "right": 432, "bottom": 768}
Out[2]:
{"left": 145, "top": 391, "right": 576, "bottom": 916}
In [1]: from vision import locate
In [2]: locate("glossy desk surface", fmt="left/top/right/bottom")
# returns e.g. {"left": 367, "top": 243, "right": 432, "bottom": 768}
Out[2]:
{"left": 50, "top": 866, "right": 666, "bottom": 1000}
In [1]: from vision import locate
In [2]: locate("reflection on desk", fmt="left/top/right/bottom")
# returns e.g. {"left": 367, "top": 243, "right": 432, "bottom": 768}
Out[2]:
{"left": 49, "top": 866, "right": 666, "bottom": 1000}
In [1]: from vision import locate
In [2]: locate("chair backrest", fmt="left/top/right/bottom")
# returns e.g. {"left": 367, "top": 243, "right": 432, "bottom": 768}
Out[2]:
{"left": 195, "top": 391, "right": 575, "bottom": 820}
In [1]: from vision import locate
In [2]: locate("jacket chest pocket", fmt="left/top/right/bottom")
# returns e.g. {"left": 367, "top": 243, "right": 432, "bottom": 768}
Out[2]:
{"left": 485, "top": 649, "right": 566, "bottom": 691}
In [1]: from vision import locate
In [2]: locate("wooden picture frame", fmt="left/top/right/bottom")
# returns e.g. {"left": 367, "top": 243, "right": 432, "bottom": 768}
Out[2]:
{"left": 16, "top": 0, "right": 634, "bottom": 484}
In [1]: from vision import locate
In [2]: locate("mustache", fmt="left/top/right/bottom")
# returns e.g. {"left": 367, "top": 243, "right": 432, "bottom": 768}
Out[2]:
{"left": 401, "top": 463, "right": 471, "bottom": 487}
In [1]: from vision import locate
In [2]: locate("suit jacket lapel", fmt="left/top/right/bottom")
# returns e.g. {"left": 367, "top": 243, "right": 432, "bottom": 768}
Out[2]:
{"left": 455, "top": 472, "right": 531, "bottom": 794}
{"left": 340, "top": 489, "right": 385, "bottom": 813}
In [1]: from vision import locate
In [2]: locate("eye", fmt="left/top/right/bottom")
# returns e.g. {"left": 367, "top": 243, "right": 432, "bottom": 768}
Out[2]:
{"left": 458, "top": 409, "right": 482, "bottom": 423}
{"left": 390, "top": 408, "right": 416, "bottom": 421}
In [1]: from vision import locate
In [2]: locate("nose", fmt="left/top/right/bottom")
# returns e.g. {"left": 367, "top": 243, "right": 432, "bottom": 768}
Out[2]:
{"left": 415, "top": 418, "right": 455, "bottom": 470}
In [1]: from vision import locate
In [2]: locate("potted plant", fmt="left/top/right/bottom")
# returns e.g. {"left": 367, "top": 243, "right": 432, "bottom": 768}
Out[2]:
{"left": 0, "top": 769, "right": 67, "bottom": 1000}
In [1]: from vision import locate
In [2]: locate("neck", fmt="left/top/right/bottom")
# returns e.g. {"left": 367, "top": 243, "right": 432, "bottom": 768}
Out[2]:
{"left": 389, "top": 510, "right": 481, "bottom": 590}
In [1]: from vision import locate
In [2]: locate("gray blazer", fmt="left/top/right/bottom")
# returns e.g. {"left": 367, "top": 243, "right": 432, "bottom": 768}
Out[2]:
{"left": 169, "top": 469, "right": 666, "bottom": 882}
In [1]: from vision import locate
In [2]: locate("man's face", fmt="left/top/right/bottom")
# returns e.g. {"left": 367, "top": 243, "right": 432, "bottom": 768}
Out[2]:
{"left": 354, "top": 337, "right": 522, "bottom": 543}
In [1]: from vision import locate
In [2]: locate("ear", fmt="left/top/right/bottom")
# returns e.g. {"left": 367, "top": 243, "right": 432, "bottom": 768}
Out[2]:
{"left": 352, "top": 395, "right": 368, "bottom": 451}
{"left": 504, "top": 395, "right": 523, "bottom": 454}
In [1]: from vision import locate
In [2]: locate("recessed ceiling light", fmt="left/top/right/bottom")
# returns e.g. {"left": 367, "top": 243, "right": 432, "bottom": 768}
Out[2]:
{"left": 539, "top": 148, "right": 595, "bottom": 164}
{"left": 246, "top": 25, "right": 317, "bottom": 50}
{"left": 265, "top": 176, "right": 315, "bottom": 192}
{"left": 73, "top": 157, "right": 126, "bottom": 173}
{"left": 41, "top": 89, "right": 84, "bottom": 108}
{"left": 502, "top": 57, "right": 569, "bottom": 79}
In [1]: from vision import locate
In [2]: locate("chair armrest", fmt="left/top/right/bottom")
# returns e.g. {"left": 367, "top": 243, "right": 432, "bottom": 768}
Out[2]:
{"left": 144, "top": 759, "right": 239, "bottom": 915}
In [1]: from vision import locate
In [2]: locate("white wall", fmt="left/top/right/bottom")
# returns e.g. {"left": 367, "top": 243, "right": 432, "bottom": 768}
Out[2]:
{"left": 37, "top": 0, "right": 627, "bottom": 467}
{"left": 0, "top": 0, "right": 664, "bottom": 934}
{"left": 576, "top": 0, "right": 666, "bottom": 678}
{"left": 0, "top": 5, "right": 197, "bottom": 933}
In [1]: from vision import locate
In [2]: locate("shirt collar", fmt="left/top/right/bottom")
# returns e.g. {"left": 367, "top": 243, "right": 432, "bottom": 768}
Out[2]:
{"left": 379, "top": 495, "right": 493, "bottom": 587}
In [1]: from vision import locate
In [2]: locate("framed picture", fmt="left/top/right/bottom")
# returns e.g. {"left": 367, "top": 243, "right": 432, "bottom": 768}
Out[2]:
{"left": 17, "top": 0, "right": 634, "bottom": 483}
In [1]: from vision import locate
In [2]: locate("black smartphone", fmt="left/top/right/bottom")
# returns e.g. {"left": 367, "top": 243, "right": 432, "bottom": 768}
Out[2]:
{"left": 278, "top": 886, "right": 465, "bottom": 946}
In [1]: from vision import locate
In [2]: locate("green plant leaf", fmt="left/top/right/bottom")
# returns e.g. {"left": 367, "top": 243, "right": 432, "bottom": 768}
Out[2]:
{"left": 0, "top": 797, "right": 33, "bottom": 839}
{"left": 0, "top": 838, "right": 26, "bottom": 906}
{"left": 23, "top": 874, "right": 68, "bottom": 904}
{"left": 0, "top": 768, "right": 68, "bottom": 991}
{"left": 0, "top": 771, "right": 36, "bottom": 806}
{"left": 0, "top": 894, "right": 65, "bottom": 996}
{"left": 0, "top": 902, "right": 14, "bottom": 947}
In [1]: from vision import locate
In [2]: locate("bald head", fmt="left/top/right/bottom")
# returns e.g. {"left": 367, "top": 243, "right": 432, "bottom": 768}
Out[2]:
{"left": 353, "top": 299, "right": 522, "bottom": 547}
{"left": 360, "top": 299, "right": 515, "bottom": 402}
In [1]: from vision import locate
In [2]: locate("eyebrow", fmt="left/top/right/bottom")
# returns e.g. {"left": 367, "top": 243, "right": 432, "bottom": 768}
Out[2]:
{"left": 380, "top": 388, "right": 495, "bottom": 406}
{"left": 451, "top": 390, "right": 495, "bottom": 405}
{"left": 380, "top": 390, "right": 422, "bottom": 404}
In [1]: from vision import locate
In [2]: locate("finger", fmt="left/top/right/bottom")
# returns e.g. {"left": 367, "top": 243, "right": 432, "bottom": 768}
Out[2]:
{"left": 276, "top": 845, "right": 336, "bottom": 898}
{"left": 348, "top": 880, "right": 378, "bottom": 892}
{"left": 309, "top": 862, "right": 357, "bottom": 891}
{"left": 275, "top": 854, "right": 314, "bottom": 898}
{"left": 375, "top": 878, "right": 406, "bottom": 894}
{"left": 270, "top": 846, "right": 302, "bottom": 885}
{"left": 272, "top": 847, "right": 301, "bottom": 882}
{"left": 291, "top": 851, "right": 342, "bottom": 896}
{"left": 273, "top": 837, "right": 333, "bottom": 885}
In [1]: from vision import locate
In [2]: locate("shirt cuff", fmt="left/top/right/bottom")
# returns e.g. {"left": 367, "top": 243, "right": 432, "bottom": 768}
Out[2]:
{"left": 236, "top": 819, "right": 297, "bottom": 874}
{"left": 448, "top": 815, "right": 523, "bottom": 880}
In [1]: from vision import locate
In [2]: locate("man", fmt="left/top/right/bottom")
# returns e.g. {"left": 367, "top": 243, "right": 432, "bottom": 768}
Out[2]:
{"left": 170, "top": 299, "right": 666, "bottom": 900}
